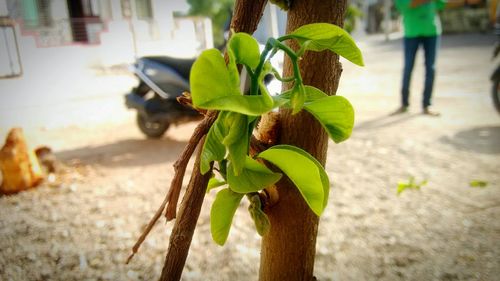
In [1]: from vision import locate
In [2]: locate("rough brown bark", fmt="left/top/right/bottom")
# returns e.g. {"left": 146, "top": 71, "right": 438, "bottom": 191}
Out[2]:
{"left": 159, "top": 137, "right": 211, "bottom": 281}
{"left": 259, "top": 1, "right": 347, "bottom": 280}
{"left": 158, "top": 1, "right": 268, "bottom": 280}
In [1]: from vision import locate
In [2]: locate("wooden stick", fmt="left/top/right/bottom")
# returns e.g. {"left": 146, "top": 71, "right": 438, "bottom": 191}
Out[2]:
{"left": 165, "top": 112, "right": 218, "bottom": 220}
{"left": 159, "top": 137, "right": 212, "bottom": 281}
{"left": 126, "top": 112, "right": 217, "bottom": 264}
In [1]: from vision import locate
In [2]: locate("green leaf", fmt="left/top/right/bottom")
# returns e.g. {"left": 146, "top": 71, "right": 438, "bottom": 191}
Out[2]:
{"left": 304, "top": 95, "right": 355, "bottom": 143}
{"left": 228, "top": 33, "right": 261, "bottom": 70}
{"left": 190, "top": 49, "right": 274, "bottom": 116}
{"left": 269, "top": 145, "right": 330, "bottom": 209}
{"left": 224, "top": 112, "right": 251, "bottom": 175}
{"left": 191, "top": 49, "right": 239, "bottom": 107}
{"left": 274, "top": 86, "right": 354, "bottom": 143}
{"left": 248, "top": 194, "right": 271, "bottom": 236}
{"left": 207, "top": 177, "right": 226, "bottom": 193}
{"left": 227, "top": 156, "right": 282, "bottom": 194}
{"left": 210, "top": 188, "right": 244, "bottom": 246}
{"left": 289, "top": 23, "right": 364, "bottom": 66}
{"left": 226, "top": 130, "right": 248, "bottom": 175}
{"left": 258, "top": 146, "right": 325, "bottom": 216}
{"left": 396, "top": 177, "right": 428, "bottom": 195}
{"left": 200, "top": 113, "right": 227, "bottom": 174}
{"left": 200, "top": 112, "right": 252, "bottom": 175}
{"left": 290, "top": 84, "right": 306, "bottom": 114}
{"left": 470, "top": 180, "right": 488, "bottom": 188}
{"left": 276, "top": 85, "right": 328, "bottom": 106}
{"left": 221, "top": 112, "right": 247, "bottom": 146}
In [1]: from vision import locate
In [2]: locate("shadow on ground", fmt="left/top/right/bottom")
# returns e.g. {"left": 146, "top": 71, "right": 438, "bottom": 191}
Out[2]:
{"left": 55, "top": 137, "right": 188, "bottom": 167}
{"left": 355, "top": 113, "right": 419, "bottom": 131}
{"left": 440, "top": 126, "right": 500, "bottom": 154}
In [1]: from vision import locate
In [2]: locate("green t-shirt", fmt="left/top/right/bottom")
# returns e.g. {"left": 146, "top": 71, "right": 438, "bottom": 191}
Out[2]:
{"left": 395, "top": 0, "right": 447, "bottom": 37}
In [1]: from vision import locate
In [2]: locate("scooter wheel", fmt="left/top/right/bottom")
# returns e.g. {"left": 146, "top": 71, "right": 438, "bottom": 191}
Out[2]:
{"left": 136, "top": 114, "right": 170, "bottom": 138}
{"left": 493, "top": 79, "right": 500, "bottom": 114}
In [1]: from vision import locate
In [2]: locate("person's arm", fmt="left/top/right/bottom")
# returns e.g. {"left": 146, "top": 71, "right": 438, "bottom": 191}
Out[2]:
{"left": 445, "top": 0, "right": 465, "bottom": 9}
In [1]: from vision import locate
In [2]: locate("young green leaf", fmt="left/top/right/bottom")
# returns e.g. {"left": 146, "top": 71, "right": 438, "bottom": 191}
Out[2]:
{"left": 191, "top": 49, "right": 239, "bottom": 107}
{"left": 210, "top": 188, "right": 244, "bottom": 246}
{"left": 277, "top": 86, "right": 355, "bottom": 143}
{"left": 276, "top": 85, "right": 328, "bottom": 106}
{"left": 200, "top": 112, "right": 251, "bottom": 175}
{"left": 222, "top": 112, "right": 248, "bottom": 146}
{"left": 200, "top": 113, "right": 227, "bottom": 175}
{"left": 288, "top": 23, "right": 364, "bottom": 66}
{"left": 258, "top": 146, "right": 325, "bottom": 216}
{"left": 396, "top": 177, "right": 428, "bottom": 195}
{"left": 226, "top": 130, "right": 249, "bottom": 175}
{"left": 469, "top": 180, "right": 488, "bottom": 188}
{"left": 227, "top": 156, "right": 282, "bottom": 194}
{"left": 248, "top": 194, "right": 271, "bottom": 236}
{"left": 269, "top": 145, "right": 330, "bottom": 209}
{"left": 304, "top": 95, "right": 355, "bottom": 143}
{"left": 207, "top": 177, "right": 227, "bottom": 193}
{"left": 228, "top": 33, "right": 261, "bottom": 70}
{"left": 190, "top": 49, "right": 274, "bottom": 116}
{"left": 290, "top": 84, "right": 307, "bottom": 114}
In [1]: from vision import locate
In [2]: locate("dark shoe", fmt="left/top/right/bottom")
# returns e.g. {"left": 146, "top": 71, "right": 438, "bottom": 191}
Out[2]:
{"left": 422, "top": 107, "right": 440, "bottom": 116}
{"left": 390, "top": 106, "right": 408, "bottom": 116}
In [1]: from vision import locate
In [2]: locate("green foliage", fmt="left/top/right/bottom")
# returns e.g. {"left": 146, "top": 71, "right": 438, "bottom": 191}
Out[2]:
{"left": 268, "top": 145, "right": 330, "bottom": 209}
{"left": 258, "top": 146, "right": 327, "bottom": 216}
{"left": 287, "top": 23, "right": 364, "bottom": 66}
{"left": 191, "top": 23, "right": 363, "bottom": 245}
{"left": 344, "top": 4, "right": 363, "bottom": 34}
{"left": 397, "top": 177, "right": 428, "bottom": 195}
{"left": 469, "top": 180, "right": 488, "bottom": 188}
{"left": 186, "top": 0, "right": 234, "bottom": 47}
{"left": 207, "top": 177, "right": 226, "bottom": 193}
{"left": 210, "top": 188, "right": 244, "bottom": 245}
{"left": 248, "top": 194, "right": 271, "bottom": 235}
{"left": 191, "top": 48, "right": 274, "bottom": 116}
{"left": 227, "top": 156, "right": 282, "bottom": 194}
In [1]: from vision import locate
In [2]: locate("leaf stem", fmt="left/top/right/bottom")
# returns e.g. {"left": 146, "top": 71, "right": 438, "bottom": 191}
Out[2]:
{"left": 271, "top": 68, "right": 295, "bottom": 82}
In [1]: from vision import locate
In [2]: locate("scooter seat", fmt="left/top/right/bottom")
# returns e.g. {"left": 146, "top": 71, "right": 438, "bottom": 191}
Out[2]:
{"left": 142, "top": 56, "right": 195, "bottom": 81}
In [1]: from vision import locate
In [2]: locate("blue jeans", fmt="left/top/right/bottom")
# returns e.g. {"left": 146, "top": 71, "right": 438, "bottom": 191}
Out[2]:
{"left": 401, "top": 36, "right": 439, "bottom": 108}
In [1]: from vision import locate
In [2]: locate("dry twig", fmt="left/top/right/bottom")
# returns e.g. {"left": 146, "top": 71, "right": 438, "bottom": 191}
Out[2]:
{"left": 126, "top": 111, "right": 217, "bottom": 264}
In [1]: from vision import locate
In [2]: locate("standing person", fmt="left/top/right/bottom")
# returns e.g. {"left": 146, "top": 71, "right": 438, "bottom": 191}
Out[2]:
{"left": 394, "top": 0, "right": 464, "bottom": 116}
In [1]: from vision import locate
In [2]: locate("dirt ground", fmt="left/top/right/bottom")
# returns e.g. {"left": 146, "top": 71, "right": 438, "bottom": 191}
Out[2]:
{"left": 1, "top": 33, "right": 499, "bottom": 281}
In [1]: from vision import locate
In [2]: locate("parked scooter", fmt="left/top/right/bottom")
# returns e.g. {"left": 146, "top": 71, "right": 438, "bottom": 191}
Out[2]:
{"left": 124, "top": 49, "right": 280, "bottom": 139}
{"left": 125, "top": 56, "right": 202, "bottom": 138}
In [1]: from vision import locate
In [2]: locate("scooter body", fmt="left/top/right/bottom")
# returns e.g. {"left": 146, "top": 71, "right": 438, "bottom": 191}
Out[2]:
{"left": 125, "top": 56, "right": 202, "bottom": 138}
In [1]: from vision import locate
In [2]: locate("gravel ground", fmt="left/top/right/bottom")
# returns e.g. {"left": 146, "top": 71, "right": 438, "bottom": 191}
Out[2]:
{"left": 1, "top": 33, "right": 499, "bottom": 281}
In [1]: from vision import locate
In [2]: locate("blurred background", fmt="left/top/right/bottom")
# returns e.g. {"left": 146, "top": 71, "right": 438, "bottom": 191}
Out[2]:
{"left": 0, "top": 0, "right": 499, "bottom": 280}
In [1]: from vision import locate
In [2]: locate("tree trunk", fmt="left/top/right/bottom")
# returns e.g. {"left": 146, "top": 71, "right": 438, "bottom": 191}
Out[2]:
{"left": 259, "top": 1, "right": 347, "bottom": 280}
{"left": 158, "top": 1, "right": 268, "bottom": 280}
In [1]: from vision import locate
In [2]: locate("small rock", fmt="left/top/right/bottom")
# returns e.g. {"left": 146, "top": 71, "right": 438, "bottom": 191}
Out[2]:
{"left": 462, "top": 219, "right": 472, "bottom": 228}
{"left": 79, "top": 253, "right": 88, "bottom": 270}
{"left": 127, "top": 270, "right": 139, "bottom": 280}
{"left": 103, "top": 271, "right": 115, "bottom": 280}
{"left": 95, "top": 220, "right": 106, "bottom": 228}
{"left": 27, "top": 252, "right": 37, "bottom": 261}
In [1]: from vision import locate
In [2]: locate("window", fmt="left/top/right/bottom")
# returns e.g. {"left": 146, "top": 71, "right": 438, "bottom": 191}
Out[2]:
{"left": 22, "top": 0, "right": 51, "bottom": 27}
